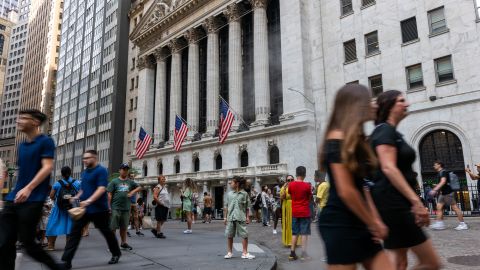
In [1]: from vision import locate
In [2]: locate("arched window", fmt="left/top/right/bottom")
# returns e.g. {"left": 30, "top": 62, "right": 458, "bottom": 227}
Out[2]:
{"left": 215, "top": 154, "right": 222, "bottom": 170}
{"left": 240, "top": 151, "right": 248, "bottom": 167}
{"left": 269, "top": 146, "right": 279, "bottom": 164}
{"left": 194, "top": 157, "right": 200, "bottom": 172}
{"left": 175, "top": 160, "right": 180, "bottom": 174}
{"left": 143, "top": 162, "right": 148, "bottom": 177}
{"left": 157, "top": 161, "right": 163, "bottom": 175}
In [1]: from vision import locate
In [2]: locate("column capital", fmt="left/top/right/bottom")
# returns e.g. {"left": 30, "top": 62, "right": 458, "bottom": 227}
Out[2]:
{"left": 184, "top": 28, "right": 203, "bottom": 44}
{"left": 168, "top": 38, "right": 185, "bottom": 54}
{"left": 250, "top": 0, "right": 268, "bottom": 9}
{"left": 137, "top": 55, "right": 154, "bottom": 70}
{"left": 202, "top": 16, "right": 222, "bottom": 34}
{"left": 153, "top": 47, "right": 167, "bottom": 61}
{"left": 224, "top": 3, "right": 243, "bottom": 22}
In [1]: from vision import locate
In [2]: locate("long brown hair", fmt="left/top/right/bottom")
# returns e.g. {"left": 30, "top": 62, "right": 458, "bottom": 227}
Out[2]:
{"left": 319, "top": 84, "right": 377, "bottom": 174}
{"left": 183, "top": 178, "right": 197, "bottom": 192}
{"left": 375, "top": 90, "right": 402, "bottom": 125}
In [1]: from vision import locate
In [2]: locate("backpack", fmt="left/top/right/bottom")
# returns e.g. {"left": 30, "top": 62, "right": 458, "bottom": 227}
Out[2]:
{"left": 57, "top": 179, "right": 78, "bottom": 210}
{"left": 253, "top": 193, "right": 262, "bottom": 209}
{"left": 448, "top": 171, "right": 460, "bottom": 191}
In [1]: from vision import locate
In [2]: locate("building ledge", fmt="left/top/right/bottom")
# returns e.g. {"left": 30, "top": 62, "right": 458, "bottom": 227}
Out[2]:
{"left": 344, "top": 59, "right": 358, "bottom": 65}
{"left": 435, "top": 79, "right": 457, "bottom": 87}
{"left": 407, "top": 86, "right": 426, "bottom": 93}
{"left": 340, "top": 11, "right": 354, "bottom": 19}
{"left": 429, "top": 29, "right": 449, "bottom": 38}
{"left": 360, "top": 2, "right": 376, "bottom": 10}
{"left": 401, "top": 38, "right": 420, "bottom": 47}
{"left": 365, "top": 51, "right": 381, "bottom": 59}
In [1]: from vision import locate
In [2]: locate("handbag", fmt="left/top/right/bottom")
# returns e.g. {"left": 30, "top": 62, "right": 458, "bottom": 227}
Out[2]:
{"left": 68, "top": 207, "right": 86, "bottom": 221}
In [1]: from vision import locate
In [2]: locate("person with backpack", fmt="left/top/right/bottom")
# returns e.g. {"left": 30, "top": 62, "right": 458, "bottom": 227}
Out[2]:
{"left": 429, "top": 161, "right": 468, "bottom": 231}
{"left": 45, "top": 166, "right": 80, "bottom": 251}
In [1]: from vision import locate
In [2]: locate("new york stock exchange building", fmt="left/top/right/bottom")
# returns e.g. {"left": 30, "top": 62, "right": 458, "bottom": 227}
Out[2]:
{"left": 126, "top": 0, "right": 480, "bottom": 217}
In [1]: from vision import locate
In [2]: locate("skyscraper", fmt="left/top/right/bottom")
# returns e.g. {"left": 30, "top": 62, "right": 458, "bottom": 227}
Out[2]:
{"left": 0, "top": 0, "right": 18, "bottom": 19}
{"left": 51, "top": 0, "right": 130, "bottom": 178}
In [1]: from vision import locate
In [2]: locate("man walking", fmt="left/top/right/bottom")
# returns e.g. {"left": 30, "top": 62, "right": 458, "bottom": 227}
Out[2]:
{"left": 61, "top": 150, "right": 121, "bottom": 269}
{"left": 429, "top": 161, "right": 468, "bottom": 230}
{"left": 0, "top": 109, "right": 65, "bottom": 270}
{"left": 203, "top": 192, "right": 213, "bottom": 223}
{"left": 107, "top": 163, "right": 142, "bottom": 249}
{"left": 287, "top": 166, "right": 312, "bottom": 261}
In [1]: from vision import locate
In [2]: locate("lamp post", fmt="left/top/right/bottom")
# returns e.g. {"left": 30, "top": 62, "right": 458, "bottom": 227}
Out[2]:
{"left": 287, "top": 87, "right": 319, "bottom": 150}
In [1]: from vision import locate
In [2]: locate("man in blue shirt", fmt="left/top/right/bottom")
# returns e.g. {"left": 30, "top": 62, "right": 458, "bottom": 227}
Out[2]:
{"left": 61, "top": 150, "right": 121, "bottom": 269}
{"left": 0, "top": 109, "right": 65, "bottom": 270}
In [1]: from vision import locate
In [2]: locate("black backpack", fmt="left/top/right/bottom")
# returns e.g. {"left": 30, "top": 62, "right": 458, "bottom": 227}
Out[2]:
{"left": 253, "top": 193, "right": 262, "bottom": 209}
{"left": 57, "top": 179, "right": 78, "bottom": 210}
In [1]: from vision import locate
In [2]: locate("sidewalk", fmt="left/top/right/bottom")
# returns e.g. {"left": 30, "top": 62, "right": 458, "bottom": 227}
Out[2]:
{"left": 19, "top": 220, "right": 277, "bottom": 270}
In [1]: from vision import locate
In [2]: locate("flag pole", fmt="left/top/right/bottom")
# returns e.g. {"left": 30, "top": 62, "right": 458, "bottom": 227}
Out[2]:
{"left": 218, "top": 95, "right": 249, "bottom": 127}
{"left": 176, "top": 114, "right": 197, "bottom": 132}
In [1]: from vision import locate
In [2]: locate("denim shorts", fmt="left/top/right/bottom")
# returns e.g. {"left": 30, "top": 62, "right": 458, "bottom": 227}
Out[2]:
{"left": 292, "top": 217, "right": 311, "bottom": 235}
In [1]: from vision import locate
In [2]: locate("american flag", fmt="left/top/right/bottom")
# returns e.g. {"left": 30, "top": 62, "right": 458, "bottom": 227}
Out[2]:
{"left": 219, "top": 98, "right": 235, "bottom": 144}
{"left": 135, "top": 127, "right": 152, "bottom": 159}
{"left": 174, "top": 115, "right": 188, "bottom": 152}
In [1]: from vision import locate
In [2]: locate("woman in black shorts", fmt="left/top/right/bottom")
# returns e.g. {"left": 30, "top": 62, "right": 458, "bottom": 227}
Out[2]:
{"left": 318, "top": 84, "right": 393, "bottom": 269}
{"left": 371, "top": 90, "right": 440, "bottom": 270}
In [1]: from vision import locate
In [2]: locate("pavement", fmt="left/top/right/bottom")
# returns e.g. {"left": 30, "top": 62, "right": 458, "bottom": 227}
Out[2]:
{"left": 17, "top": 216, "right": 480, "bottom": 270}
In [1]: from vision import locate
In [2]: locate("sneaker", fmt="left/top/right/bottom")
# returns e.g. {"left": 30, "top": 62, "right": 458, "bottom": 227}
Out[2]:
{"left": 156, "top": 233, "right": 166, "bottom": 239}
{"left": 120, "top": 243, "right": 133, "bottom": 250}
{"left": 108, "top": 255, "right": 120, "bottom": 265}
{"left": 288, "top": 252, "right": 298, "bottom": 261}
{"left": 241, "top": 253, "right": 255, "bottom": 259}
{"left": 273, "top": 230, "right": 277, "bottom": 235}
{"left": 151, "top": 229, "right": 157, "bottom": 237}
{"left": 224, "top": 252, "right": 233, "bottom": 259}
{"left": 429, "top": 221, "right": 446, "bottom": 230}
{"left": 136, "top": 231, "right": 144, "bottom": 236}
{"left": 183, "top": 230, "right": 192, "bottom": 234}
{"left": 127, "top": 225, "right": 132, "bottom": 230}
{"left": 454, "top": 223, "right": 468, "bottom": 231}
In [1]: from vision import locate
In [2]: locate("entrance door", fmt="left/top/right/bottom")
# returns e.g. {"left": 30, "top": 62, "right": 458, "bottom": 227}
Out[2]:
{"left": 214, "top": 186, "right": 224, "bottom": 218}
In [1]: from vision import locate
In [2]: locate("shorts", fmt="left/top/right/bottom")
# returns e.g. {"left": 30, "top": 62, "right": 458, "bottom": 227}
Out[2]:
{"left": 438, "top": 193, "right": 456, "bottom": 206}
{"left": 292, "top": 217, "right": 311, "bottom": 235}
{"left": 225, "top": 221, "right": 248, "bottom": 239}
{"left": 203, "top": 207, "right": 212, "bottom": 215}
{"left": 110, "top": 210, "right": 130, "bottom": 230}
{"left": 155, "top": 205, "right": 169, "bottom": 222}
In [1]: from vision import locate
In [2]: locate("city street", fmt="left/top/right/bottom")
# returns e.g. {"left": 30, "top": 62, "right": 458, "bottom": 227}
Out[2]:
{"left": 19, "top": 217, "right": 480, "bottom": 270}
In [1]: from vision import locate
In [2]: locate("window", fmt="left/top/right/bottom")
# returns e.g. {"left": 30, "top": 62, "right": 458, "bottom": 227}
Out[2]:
{"left": 175, "top": 160, "right": 180, "bottom": 173}
{"left": 476, "top": 0, "right": 480, "bottom": 19}
{"left": 406, "top": 64, "right": 424, "bottom": 89}
{"left": 129, "top": 99, "right": 133, "bottom": 111}
{"left": 130, "top": 78, "right": 134, "bottom": 90}
{"left": 362, "top": 0, "right": 375, "bottom": 7}
{"left": 269, "top": 146, "right": 279, "bottom": 164}
{"left": 401, "top": 17, "right": 418, "bottom": 43}
{"left": 365, "top": 31, "right": 379, "bottom": 55}
{"left": 347, "top": 80, "right": 359, "bottom": 85}
{"left": 369, "top": 74, "right": 383, "bottom": 96}
{"left": 194, "top": 158, "right": 200, "bottom": 172}
{"left": 128, "top": 119, "right": 132, "bottom": 132}
{"left": 341, "top": 0, "right": 353, "bottom": 15}
{"left": 343, "top": 39, "right": 357, "bottom": 63}
{"left": 435, "top": 56, "right": 454, "bottom": 83}
{"left": 131, "top": 58, "right": 135, "bottom": 70}
{"left": 240, "top": 151, "right": 248, "bottom": 167}
{"left": 215, "top": 155, "right": 222, "bottom": 170}
{"left": 428, "top": 7, "right": 447, "bottom": 35}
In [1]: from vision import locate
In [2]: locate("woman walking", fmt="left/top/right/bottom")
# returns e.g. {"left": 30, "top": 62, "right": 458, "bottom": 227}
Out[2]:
{"left": 318, "top": 84, "right": 393, "bottom": 269}
{"left": 45, "top": 166, "right": 80, "bottom": 250}
{"left": 371, "top": 90, "right": 440, "bottom": 270}
{"left": 181, "top": 178, "right": 196, "bottom": 234}
{"left": 280, "top": 175, "right": 299, "bottom": 247}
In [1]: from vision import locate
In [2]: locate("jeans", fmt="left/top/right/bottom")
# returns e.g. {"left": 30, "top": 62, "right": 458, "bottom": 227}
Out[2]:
{"left": 262, "top": 207, "right": 269, "bottom": 225}
{"left": 0, "top": 202, "right": 62, "bottom": 270}
{"left": 62, "top": 211, "right": 121, "bottom": 263}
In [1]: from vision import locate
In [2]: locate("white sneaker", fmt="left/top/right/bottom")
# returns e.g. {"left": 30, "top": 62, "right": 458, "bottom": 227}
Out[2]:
{"left": 273, "top": 230, "right": 277, "bottom": 235}
{"left": 128, "top": 225, "right": 132, "bottom": 230}
{"left": 429, "top": 221, "right": 446, "bottom": 230}
{"left": 183, "top": 230, "right": 192, "bottom": 234}
{"left": 241, "top": 253, "right": 255, "bottom": 259}
{"left": 454, "top": 223, "right": 468, "bottom": 231}
{"left": 224, "top": 252, "right": 233, "bottom": 259}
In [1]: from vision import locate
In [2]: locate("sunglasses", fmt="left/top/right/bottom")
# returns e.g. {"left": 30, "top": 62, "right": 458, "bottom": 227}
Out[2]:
{"left": 286, "top": 178, "right": 294, "bottom": 181}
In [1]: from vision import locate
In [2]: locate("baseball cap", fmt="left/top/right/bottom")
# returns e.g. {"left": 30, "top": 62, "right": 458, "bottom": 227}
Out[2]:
{"left": 119, "top": 163, "right": 130, "bottom": 170}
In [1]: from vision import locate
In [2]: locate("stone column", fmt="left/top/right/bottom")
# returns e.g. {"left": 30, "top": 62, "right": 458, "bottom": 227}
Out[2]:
{"left": 224, "top": 4, "right": 243, "bottom": 130}
{"left": 203, "top": 181, "right": 208, "bottom": 193}
{"left": 184, "top": 29, "right": 202, "bottom": 138}
{"left": 203, "top": 17, "right": 221, "bottom": 137}
{"left": 154, "top": 48, "right": 167, "bottom": 143}
{"left": 168, "top": 39, "right": 183, "bottom": 141}
{"left": 250, "top": 0, "right": 271, "bottom": 127}
{"left": 137, "top": 56, "right": 156, "bottom": 133}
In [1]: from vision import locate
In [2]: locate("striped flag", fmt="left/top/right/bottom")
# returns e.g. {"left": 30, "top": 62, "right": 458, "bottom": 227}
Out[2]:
{"left": 135, "top": 127, "right": 152, "bottom": 159}
{"left": 219, "top": 98, "right": 235, "bottom": 144}
{"left": 174, "top": 115, "right": 188, "bottom": 152}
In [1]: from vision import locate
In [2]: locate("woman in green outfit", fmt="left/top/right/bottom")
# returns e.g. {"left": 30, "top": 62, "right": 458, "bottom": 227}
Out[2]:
{"left": 181, "top": 178, "right": 197, "bottom": 234}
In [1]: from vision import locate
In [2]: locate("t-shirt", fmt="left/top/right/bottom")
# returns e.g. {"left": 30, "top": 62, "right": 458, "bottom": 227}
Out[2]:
{"left": 107, "top": 178, "right": 139, "bottom": 211}
{"left": 316, "top": 182, "right": 330, "bottom": 209}
{"left": 225, "top": 190, "right": 251, "bottom": 222}
{"left": 288, "top": 180, "right": 312, "bottom": 218}
{"left": 80, "top": 165, "right": 109, "bottom": 213}
{"left": 370, "top": 123, "right": 417, "bottom": 211}
{"left": 318, "top": 140, "right": 368, "bottom": 228}
{"left": 438, "top": 170, "right": 452, "bottom": 195}
{"left": 6, "top": 134, "right": 55, "bottom": 202}
{"left": 155, "top": 184, "right": 170, "bottom": 208}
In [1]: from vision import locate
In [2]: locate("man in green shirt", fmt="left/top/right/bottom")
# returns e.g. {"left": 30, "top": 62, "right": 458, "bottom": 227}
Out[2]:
{"left": 107, "top": 163, "right": 142, "bottom": 250}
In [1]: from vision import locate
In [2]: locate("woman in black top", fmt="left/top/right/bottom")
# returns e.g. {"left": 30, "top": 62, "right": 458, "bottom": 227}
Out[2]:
{"left": 371, "top": 90, "right": 440, "bottom": 270}
{"left": 318, "top": 84, "right": 393, "bottom": 269}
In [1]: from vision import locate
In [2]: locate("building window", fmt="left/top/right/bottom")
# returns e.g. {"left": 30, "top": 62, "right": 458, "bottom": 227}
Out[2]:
{"left": 129, "top": 99, "right": 133, "bottom": 111}
{"left": 130, "top": 78, "right": 134, "bottom": 90}
{"left": 240, "top": 151, "right": 248, "bottom": 167}
{"left": 194, "top": 157, "right": 200, "bottom": 172}
{"left": 157, "top": 161, "right": 163, "bottom": 175}
{"left": 434, "top": 55, "right": 454, "bottom": 83}
{"left": 369, "top": 74, "right": 383, "bottom": 96}
{"left": 347, "top": 80, "right": 359, "bottom": 85}
{"left": 343, "top": 39, "right": 357, "bottom": 63}
{"left": 476, "top": 0, "right": 480, "bottom": 19}
{"left": 131, "top": 58, "right": 135, "bottom": 70}
{"left": 341, "top": 0, "right": 353, "bottom": 16}
{"left": 428, "top": 7, "right": 448, "bottom": 35}
{"left": 135, "top": 75, "right": 139, "bottom": 88}
{"left": 406, "top": 64, "right": 424, "bottom": 89}
{"left": 362, "top": 0, "right": 375, "bottom": 7}
{"left": 128, "top": 119, "right": 132, "bottom": 132}
{"left": 215, "top": 155, "right": 222, "bottom": 170}
{"left": 365, "top": 31, "right": 379, "bottom": 55}
{"left": 401, "top": 17, "right": 418, "bottom": 43}
{"left": 143, "top": 163, "right": 148, "bottom": 177}
{"left": 269, "top": 146, "right": 279, "bottom": 164}
{"left": 175, "top": 160, "right": 180, "bottom": 174}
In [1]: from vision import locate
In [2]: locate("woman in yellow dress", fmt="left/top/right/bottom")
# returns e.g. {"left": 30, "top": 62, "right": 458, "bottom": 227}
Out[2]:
{"left": 280, "top": 175, "right": 301, "bottom": 247}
